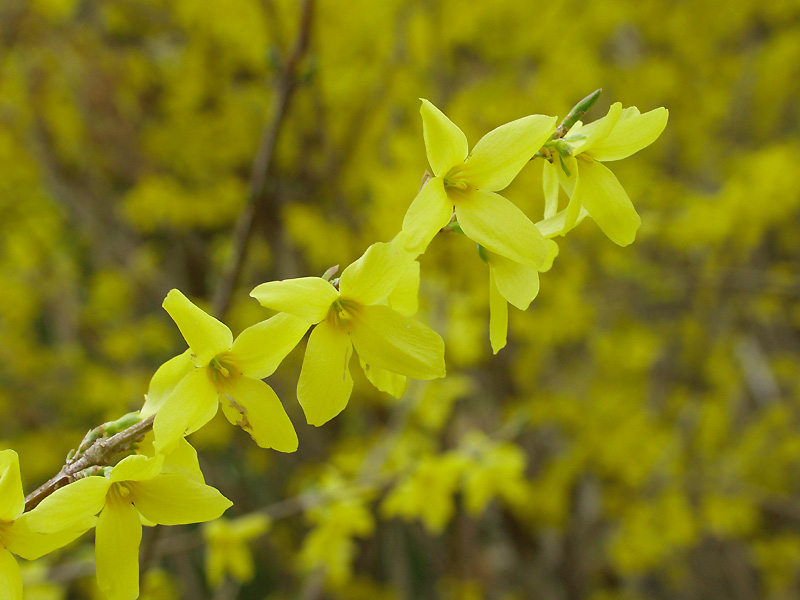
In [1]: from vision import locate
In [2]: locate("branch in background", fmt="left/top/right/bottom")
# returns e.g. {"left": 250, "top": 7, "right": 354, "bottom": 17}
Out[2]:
{"left": 212, "top": 0, "right": 316, "bottom": 317}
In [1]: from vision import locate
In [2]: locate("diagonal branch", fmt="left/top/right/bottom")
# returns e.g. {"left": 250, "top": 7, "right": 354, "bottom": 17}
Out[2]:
{"left": 24, "top": 415, "right": 155, "bottom": 511}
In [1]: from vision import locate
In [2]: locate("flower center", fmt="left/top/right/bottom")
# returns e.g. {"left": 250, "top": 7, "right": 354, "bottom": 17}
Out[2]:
{"left": 443, "top": 165, "right": 471, "bottom": 193}
{"left": 208, "top": 353, "right": 240, "bottom": 387}
{"left": 108, "top": 481, "right": 133, "bottom": 504}
{"left": 327, "top": 298, "right": 360, "bottom": 332}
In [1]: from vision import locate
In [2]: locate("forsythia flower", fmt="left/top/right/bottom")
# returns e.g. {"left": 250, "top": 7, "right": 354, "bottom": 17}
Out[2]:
{"left": 141, "top": 290, "right": 309, "bottom": 453}
{"left": 459, "top": 432, "right": 529, "bottom": 515}
{"left": 543, "top": 103, "right": 669, "bottom": 245}
{"left": 251, "top": 240, "right": 445, "bottom": 426}
{"left": 0, "top": 450, "right": 89, "bottom": 600}
{"left": 26, "top": 453, "right": 232, "bottom": 600}
{"left": 381, "top": 453, "right": 468, "bottom": 534}
{"left": 483, "top": 239, "right": 559, "bottom": 354}
{"left": 402, "top": 99, "right": 556, "bottom": 262}
{"left": 299, "top": 499, "right": 374, "bottom": 587}
{"left": 203, "top": 514, "right": 270, "bottom": 589}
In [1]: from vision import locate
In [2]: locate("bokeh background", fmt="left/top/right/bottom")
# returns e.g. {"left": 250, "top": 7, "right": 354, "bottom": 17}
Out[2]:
{"left": 3, "top": 0, "right": 800, "bottom": 598}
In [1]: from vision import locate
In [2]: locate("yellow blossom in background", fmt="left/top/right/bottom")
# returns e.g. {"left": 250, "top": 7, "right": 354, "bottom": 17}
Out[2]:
{"left": 402, "top": 99, "right": 556, "bottom": 261}
{"left": 458, "top": 432, "right": 530, "bottom": 515}
{"left": 0, "top": 450, "right": 90, "bottom": 600}
{"left": 299, "top": 498, "right": 374, "bottom": 587}
{"left": 251, "top": 240, "right": 445, "bottom": 426}
{"left": 203, "top": 513, "right": 271, "bottom": 589}
{"left": 381, "top": 453, "right": 469, "bottom": 534}
{"left": 26, "top": 453, "right": 232, "bottom": 600}
{"left": 141, "top": 290, "right": 309, "bottom": 453}
{"left": 543, "top": 103, "right": 668, "bottom": 245}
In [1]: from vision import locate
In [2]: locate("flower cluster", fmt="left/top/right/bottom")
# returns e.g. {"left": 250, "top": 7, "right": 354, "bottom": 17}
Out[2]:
{"left": 1, "top": 92, "right": 667, "bottom": 598}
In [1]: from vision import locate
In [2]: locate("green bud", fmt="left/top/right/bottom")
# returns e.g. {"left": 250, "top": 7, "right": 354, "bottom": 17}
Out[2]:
{"left": 104, "top": 412, "right": 142, "bottom": 437}
{"left": 322, "top": 264, "right": 339, "bottom": 281}
{"left": 551, "top": 88, "right": 602, "bottom": 140}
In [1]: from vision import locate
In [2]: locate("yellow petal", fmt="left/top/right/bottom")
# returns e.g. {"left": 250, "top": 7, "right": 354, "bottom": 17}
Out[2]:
{"left": 388, "top": 260, "right": 420, "bottom": 317}
{"left": 0, "top": 548, "right": 22, "bottom": 600}
{"left": 205, "top": 545, "right": 225, "bottom": 589}
{"left": 226, "top": 543, "right": 255, "bottom": 584}
{"left": 297, "top": 321, "right": 353, "bottom": 426}
{"left": 456, "top": 189, "right": 546, "bottom": 267}
{"left": 542, "top": 160, "right": 560, "bottom": 220}
{"left": 419, "top": 99, "right": 468, "bottom": 177}
{"left": 229, "top": 513, "right": 271, "bottom": 539}
{"left": 159, "top": 438, "right": 205, "bottom": 483}
{"left": 489, "top": 270, "right": 508, "bottom": 355}
{"left": 25, "top": 476, "right": 110, "bottom": 534}
{"left": 250, "top": 277, "right": 338, "bottom": 324}
{"left": 230, "top": 313, "right": 310, "bottom": 379}
{"left": 162, "top": 290, "right": 232, "bottom": 365}
{"left": 555, "top": 155, "right": 582, "bottom": 233}
{"left": 540, "top": 239, "right": 560, "bottom": 272}
{"left": 360, "top": 360, "right": 407, "bottom": 398}
{"left": 110, "top": 454, "right": 164, "bottom": 483}
{"left": 95, "top": 499, "right": 142, "bottom": 600}
{"left": 4, "top": 513, "right": 89, "bottom": 560}
{"left": 567, "top": 102, "right": 622, "bottom": 155}
{"left": 350, "top": 305, "right": 445, "bottom": 380}
{"left": 0, "top": 450, "right": 24, "bottom": 521}
{"left": 339, "top": 241, "right": 414, "bottom": 306}
{"left": 463, "top": 114, "right": 556, "bottom": 191}
{"left": 400, "top": 177, "right": 452, "bottom": 255}
{"left": 489, "top": 253, "right": 540, "bottom": 310}
{"left": 140, "top": 350, "right": 193, "bottom": 418}
{"left": 588, "top": 106, "right": 669, "bottom": 162}
{"left": 575, "top": 159, "right": 641, "bottom": 246}
{"left": 219, "top": 377, "right": 298, "bottom": 452}
{"left": 131, "top": 475, "right": 231, "bottom": 526}
{"left": 153, "top": 369, "right": 219, "bottom": 454}
{"left": 535, "top": 206, "right": 589, "bottom": 239}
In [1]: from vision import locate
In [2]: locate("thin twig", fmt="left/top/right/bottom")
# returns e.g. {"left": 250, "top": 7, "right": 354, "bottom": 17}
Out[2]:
{"left": 24, "top": 415, "right": 155, "bottom": 511}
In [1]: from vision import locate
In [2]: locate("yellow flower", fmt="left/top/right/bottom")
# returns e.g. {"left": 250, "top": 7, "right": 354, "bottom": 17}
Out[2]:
{"left": 0, "top": 450, "right": 90, "bottom": 600}
{"left": 203, "top": 513, "right": 270, "bottom": 588}
{"left": 543, "top": 103, "right": 669, "bottom": 246}
{"left": 141, "top": 290, "right": 309, "bottom": 453}
{"left": 26, "top": 453, "right": 232, "bottom": 600}
{"left": 251, "top": 240, "right": 445, "bottom": 426}
{"left": 402, "top": 99, "right": 556, "bottom": 261}
{"left": 381, "top": 453, "right": 468, "bottom": 534}
{"left": 299, "top": 499, "right": 374, "bottom": 587}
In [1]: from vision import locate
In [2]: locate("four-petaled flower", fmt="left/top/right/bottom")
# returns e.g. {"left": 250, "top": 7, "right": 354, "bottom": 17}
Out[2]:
{"left": 402, "top": 99, "right": 556, "bottom": 264}
{"left": 543, "top": 103, "right": 669, "bottom": 246}
{"left": 251, "top": 240, "right": 445, "bottom": 426}
{"left": 0, "top": 450, "right": 90, "bottom": 600}
{"left": 26, "top": 452, "right": 232, "bottom": 600}
{"left": 142, "top": 290, "right": 309, "bottom": 453}
{"left": 203, "top": 513, "right": 270, "bottom": 589}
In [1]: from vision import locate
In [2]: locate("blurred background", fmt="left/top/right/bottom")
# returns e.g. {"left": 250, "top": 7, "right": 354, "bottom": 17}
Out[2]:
{"left": 2, "top": 0, "right": 800, "bottom": 598}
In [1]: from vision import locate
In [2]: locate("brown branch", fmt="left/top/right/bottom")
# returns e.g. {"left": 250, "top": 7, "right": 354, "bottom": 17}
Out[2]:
{"left": 211, "top": 0, "right": 316, "bottom": 317}
{"left": 24, "top": 415, "right": 155, "bottom": 512}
